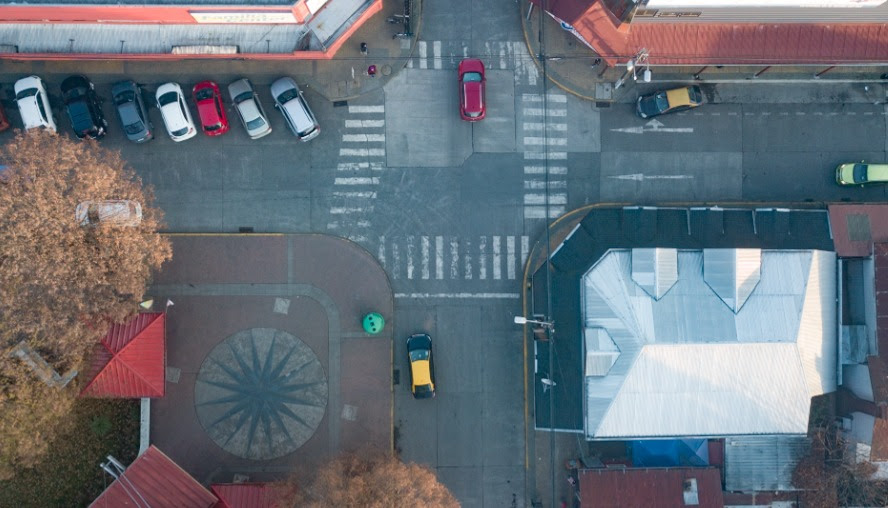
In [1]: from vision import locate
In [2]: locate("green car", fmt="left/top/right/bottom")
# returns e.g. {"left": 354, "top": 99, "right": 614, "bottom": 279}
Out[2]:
{"left": 836, "top": 162, "right": 888, "bottom": 185}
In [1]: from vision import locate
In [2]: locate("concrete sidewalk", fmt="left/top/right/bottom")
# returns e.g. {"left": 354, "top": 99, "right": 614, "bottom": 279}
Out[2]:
{"left": 0, "top": 0, "right": 422, "bottom": 102}
{"left": 519, "top": 1, "right": 888, "bottom": 103}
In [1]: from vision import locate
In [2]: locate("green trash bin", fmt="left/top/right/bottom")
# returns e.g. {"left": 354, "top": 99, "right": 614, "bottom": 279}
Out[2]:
{"left": 363, "top": 312, "right": 385, "bottom": 334}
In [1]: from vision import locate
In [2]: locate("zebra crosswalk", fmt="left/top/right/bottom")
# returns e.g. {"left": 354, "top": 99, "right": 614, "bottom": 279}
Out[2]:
{"left": 327, "top": 105, "right": 386, "bottom": 242}
{"left": 522, "top": 93, "right": 568, "bottom": 220}
{"left": 406, "top": 40, "right": 539, "bottom": 85}
{"left": 376, "top": 235, "right": 530, "bottom": 281}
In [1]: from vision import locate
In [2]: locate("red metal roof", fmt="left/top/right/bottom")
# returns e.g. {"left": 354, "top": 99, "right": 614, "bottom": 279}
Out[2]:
{"left": 211, "top": 483, "right": 280, "bottom": 508}
{"left": 540, "top": 0, "right": 888, "bottom": 65}
{"left": 579, "top": 467, "right": 725, "bottom": 508}
{"left": 828, "top": 204, "right": 888, "bottom": 258}
{"left": 90, "top": 445, "right": 218, "bottom": 508}
{"left": 80, "top": 312, "right": 166, "bottom": 398}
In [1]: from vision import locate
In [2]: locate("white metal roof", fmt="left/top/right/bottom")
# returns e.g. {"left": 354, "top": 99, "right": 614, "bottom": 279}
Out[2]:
{"left": 583, "top": 249, "right": 837, "bottom": 439}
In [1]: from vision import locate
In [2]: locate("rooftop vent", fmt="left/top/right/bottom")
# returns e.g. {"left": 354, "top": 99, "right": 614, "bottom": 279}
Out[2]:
{"left": 703, "top": 248, "right": 761, "bottom": 313}
{"left": 631, "top": 248, "right": 678, "bottom": 300}
{"left": 682, "top": 478, "right": 699, "bottom": 506}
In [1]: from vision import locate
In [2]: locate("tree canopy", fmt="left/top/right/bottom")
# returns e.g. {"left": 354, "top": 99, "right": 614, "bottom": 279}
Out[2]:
{"left": 281, "top": 452, "right": 459, "bottom": 508}
{"left": 0, "top": 130, "right": 171, "bottom": 478}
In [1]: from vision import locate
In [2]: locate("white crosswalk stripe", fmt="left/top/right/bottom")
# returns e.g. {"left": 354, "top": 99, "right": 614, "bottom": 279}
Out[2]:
{"left": 376, "top": 235, "right": 531, "bottom": 281}
{"left": 328, "top": 103, "right": 386, "bottom": 242}
{"left": 521, "top": 93, "right": 568, "bottom": 220}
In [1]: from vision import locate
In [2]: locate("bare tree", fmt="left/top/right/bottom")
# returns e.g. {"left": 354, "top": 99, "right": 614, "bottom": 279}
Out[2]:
{"left": 280, "top": 451, "right": 459, "bottom": 508}
{"left": 0, "top": 130, "right": 171, "bottom": 478}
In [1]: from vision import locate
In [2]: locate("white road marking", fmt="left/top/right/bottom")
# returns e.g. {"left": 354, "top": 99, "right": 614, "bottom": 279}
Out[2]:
{"left": 348, "top": 105, "right": 385, "bottom": 114}
{"left": 524, "top": 166, "right": 568, "bottom": 175}
{"left": 524, "top": 194, "right": 567, "bottom": 205}
{"left": 330, "top": 207, "right": 367, "bottom": 214}
{"left": 340, "top": 148, "right": 385, "bottom": 157}
{"left": 524, "top": 122, "right": 568, "bottom": 131}
{"left": 342, "top": 134, "right": 385, "bottom": 142}
{"left": 525, "top": 180, "right": 567, "bottom": 189}
{"left": 493, "top": 236, "right": 502, "bottom": 280}
{"left": 337, "top": 162, "right": 383, "bottom": 171}
{"left": 333, "top": 191, "right": 377, "bottom": 198}
{"left": 450, "top": 238, "right": 459, "bottom": 279}
{"left": 345, "top": 119, "right": 385, "bottom": 128}
{"left": 421, "top": 236, "right": 430, "bottom": 280}
{"left": 435, "top": 236, "right": 444, "bottom": 280}
{"left": 507, "top": 236, "right": 516, "bottom": 280}
{"left": 521, "top": 236, "right": 529, "bottom": 267}
{"left": 524, "top": 137, "right": 567, "bottom": 146}
{"left": 334, "top": 177, "right": 379, "bottom": 185}
{"left": 433, "top": 41, "right": 442, "bottom": 69}
{"left": 406, "top": 236, "right": 415, "bottom": 279}
{"left": 464, "top": 237, "right": 472, "bottom": 279}
{"left": 419, "top": 41, "right": 428, "bottom": 69}
{"left": 525, "top": 152, "right": 567, "bottom": 160}
{"left": 524, "top": 108, "right": 568, "bottom": 117}
{"left": 392, "top": 242, "right": 400, "bottom": 279}
{"left": 479, "top": 236, "right": 488, "bottom": 280}
{"left": 522, "top": 94, "right": 567, "bottom": 103}
{"left": 524, "top": 206, "right": 564, "bottom": 219}
{"left": 395, "top": 293, "right": 520, "bottom": 299}
{"left": 378, "top": 236, "right": 385, "bottom": 267}
{"left": 610, "top": 173, "right": 694, "bottom": 181}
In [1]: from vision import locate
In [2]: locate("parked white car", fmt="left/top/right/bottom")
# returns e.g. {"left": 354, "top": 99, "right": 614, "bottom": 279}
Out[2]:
{"left": 155, "top": 82, "right": 196, "bottom": 142}
{"left": 75, "top": 200, "right": 143, "bottom": 227}
{"left": 271, "top": 77, "right": 320, "bottom": 141}
{"left": 14, "top": 76, "right": 57, "bottom": 132}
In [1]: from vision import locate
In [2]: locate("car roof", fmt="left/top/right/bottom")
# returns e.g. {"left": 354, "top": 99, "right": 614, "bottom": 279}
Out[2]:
{"left": 463, "top": 81, "right": 483, "bottom": 113}
{"left": 665, "top": 87, "right": 694, "bottom": 108}
{"left": 236, "top": 97, "right": 261, "bottom": 120}
{"left": 866, "top": 164, "right": 888, "bottom": 182}
{"left": 17, "top": 96, "right": 44, "bottom": 129}
{"left": 283, "top": 100, "right": 314, "bottom": 132}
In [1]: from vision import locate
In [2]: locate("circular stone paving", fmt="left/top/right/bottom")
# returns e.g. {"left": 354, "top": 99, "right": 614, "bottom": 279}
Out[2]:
{"left": 195, "top": 328, "right": 328, "bottom": 460}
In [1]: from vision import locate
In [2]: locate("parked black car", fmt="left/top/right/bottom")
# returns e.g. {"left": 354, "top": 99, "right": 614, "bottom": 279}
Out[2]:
{"left": 111, "top": 80, "right": 153, "bottom": 143}
{"left": 61, "top": 75, "right": 106, "bottom": 139}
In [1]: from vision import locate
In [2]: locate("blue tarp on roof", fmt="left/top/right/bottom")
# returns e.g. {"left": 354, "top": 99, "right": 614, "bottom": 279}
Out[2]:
{"left": 631, "top": 439, "right": 710, "bottom": 467}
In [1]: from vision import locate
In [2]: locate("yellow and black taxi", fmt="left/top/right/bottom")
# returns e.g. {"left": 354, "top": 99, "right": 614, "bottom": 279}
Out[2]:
{"left": 407, "top": 333, "right": 435, "bottom": 399}
{"left": 836, "top": 162, "right": 888, "bottom": 186}
{"left": 636, "top": 85, "right": 704, "bottom": 119}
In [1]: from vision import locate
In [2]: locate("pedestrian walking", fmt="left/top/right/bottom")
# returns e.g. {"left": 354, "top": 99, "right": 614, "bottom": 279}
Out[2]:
{"left": 360, "top": 42, "right": 368, "bottom": 55}
{"left": 367, "top": 64, "right": 377, "bottom": 77}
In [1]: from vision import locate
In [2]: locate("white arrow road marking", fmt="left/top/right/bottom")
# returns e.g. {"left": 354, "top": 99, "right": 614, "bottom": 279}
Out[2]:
{"left": 609, "top": 173, "right": 695, "bottom": 181}
{"left": 610, "top": 118, "right": 695, "bottom": 134}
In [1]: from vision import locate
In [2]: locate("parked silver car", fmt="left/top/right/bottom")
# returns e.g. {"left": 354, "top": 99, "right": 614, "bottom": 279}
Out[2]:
{"left": 270, "top": 77, "right": 320, "bottom": 141}
{"left": 228, "top": 78, "right": 272, "bottom": 140}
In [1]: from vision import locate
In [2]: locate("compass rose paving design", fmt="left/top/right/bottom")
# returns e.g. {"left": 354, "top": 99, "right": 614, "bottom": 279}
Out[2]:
{"left": 195, "top": 328, "right": 328, "bottom": 460}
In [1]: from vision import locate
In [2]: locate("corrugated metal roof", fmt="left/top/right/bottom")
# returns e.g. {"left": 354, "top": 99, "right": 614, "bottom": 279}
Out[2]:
{"left": 631, "top": 248, "right": 678, "bottom": 300}
{"left": 543, "top": 0, "right": 888, "bottom": 65}
{"left": 724, "top": 435, "right": 811, "bottom": 491}
{"left": 579, "top": 467, "right": 724, "bottom": 508}
{"left": 90, "top": 445, "right": 218, "bottom": 508}
{"left": 211, "top": 483, "right": 279, "bottom": 508}
{"left": 80, "top": 312, "right": 165, "bottom": 398}
{"left": 0, "top": 23, "right": 311, "bottom": 54}
{"left": 703, "top": 248, "right": 760, "bottom": 313}
{"left": 308, "top": 0, "right": 370, "bottom": 46}
{"left": 583, "top": 249, "right": 837, "bottom": 439}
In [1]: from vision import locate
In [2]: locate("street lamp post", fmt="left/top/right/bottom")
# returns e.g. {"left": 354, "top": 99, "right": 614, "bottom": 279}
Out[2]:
{"left": 614, "top": 48, "right": 651, "bottom": 90}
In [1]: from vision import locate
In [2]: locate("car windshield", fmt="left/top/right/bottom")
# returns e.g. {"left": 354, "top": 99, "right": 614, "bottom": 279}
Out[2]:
{"left": 409, "top": 349, "right": 430, "bottom": 361}
{"left": 234, "top": 91, "right": 253, "bottom": 103}
{"left": 205, "top": 122, "right": 221, "bottom": 131}
{"left": 115, "top": 90, "right": 135, "bottom": 105}
{"left": 246, "top": 115, "right": 266, "bottom": 130}
{"left": 158, "top": 91, "right": 178, "bottom": 106}
{"left": 277, "top": 89, "right": 299, "bottom": 104}
{"left": 171, "top": 126, "right": 189, "bottom": 137}
{"left": 195, "top": 88, "right": 214, "bottom": 101}
{"left": 415, "top": 385, "right": 432, "bottom": 394}
{"left": 854, "top": 164, "right": 868, "bottom": 183}
{"left": 15, "top": 88, "right": 37, "bottom": 100}
{"left": 655, "top": 93, "right": 669, "bottom": 110}
{"left": 125, "top": 120, "right": 145, "bottom": 135}
{"left": 466, "top": 110, "right": 481, "bottom": 118}
{"left": 64, "top": 87, "right": 87, "bottom": 102}
{"left": 463, "top": 71, "right": 482, "bottom": 83}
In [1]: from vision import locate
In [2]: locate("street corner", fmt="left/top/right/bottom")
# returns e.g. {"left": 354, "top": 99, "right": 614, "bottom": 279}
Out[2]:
{"left": 145, "top": 233, "right": 394, "bottom": 482}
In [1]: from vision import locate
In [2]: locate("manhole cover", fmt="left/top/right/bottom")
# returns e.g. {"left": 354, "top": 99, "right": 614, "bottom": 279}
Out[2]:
{"left": 195, "top": 328, "right": 328, "bottom": 460}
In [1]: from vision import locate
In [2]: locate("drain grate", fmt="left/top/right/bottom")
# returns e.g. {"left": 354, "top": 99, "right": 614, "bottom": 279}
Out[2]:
{"left": 393, "top": 369, "right": 400, "bottom": 385}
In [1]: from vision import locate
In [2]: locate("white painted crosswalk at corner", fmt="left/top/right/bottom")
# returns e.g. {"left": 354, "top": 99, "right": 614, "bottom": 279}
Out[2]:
{"left": 327, "top": 104, "right": 386, "bottom": 242}
{"left": 376, "top": 235, "right": 531, "bottom": 281}
{"left": 406, "top": 40, "right": 539, "bottom": 85}
{"left": 522, "top": 93, "right": 568, "bottom": 220}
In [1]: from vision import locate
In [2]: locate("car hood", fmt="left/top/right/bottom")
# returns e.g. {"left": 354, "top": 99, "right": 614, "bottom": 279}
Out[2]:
{"left": 18, "top": 96, "right": 43, "bottom": 129}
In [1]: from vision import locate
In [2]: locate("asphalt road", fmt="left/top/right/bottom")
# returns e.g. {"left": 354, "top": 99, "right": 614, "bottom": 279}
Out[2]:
{"left": 1, "top": 6, "right": 887, "bottom": 507}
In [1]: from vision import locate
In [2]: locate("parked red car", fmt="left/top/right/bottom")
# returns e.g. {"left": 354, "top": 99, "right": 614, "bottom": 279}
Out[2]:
{"left": 193, "top": 81, "right": 229, "bottom": 136}
{"left": 458, "top": 58, "right": 486, "bottom": 122}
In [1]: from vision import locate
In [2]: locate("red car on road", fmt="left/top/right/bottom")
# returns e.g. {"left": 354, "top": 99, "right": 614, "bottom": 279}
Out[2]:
{"left": 193, "top": 81, "right": 230, "bottom": 136}
{"left": 458, "top": 58, "right": 486, "bottom": 122}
